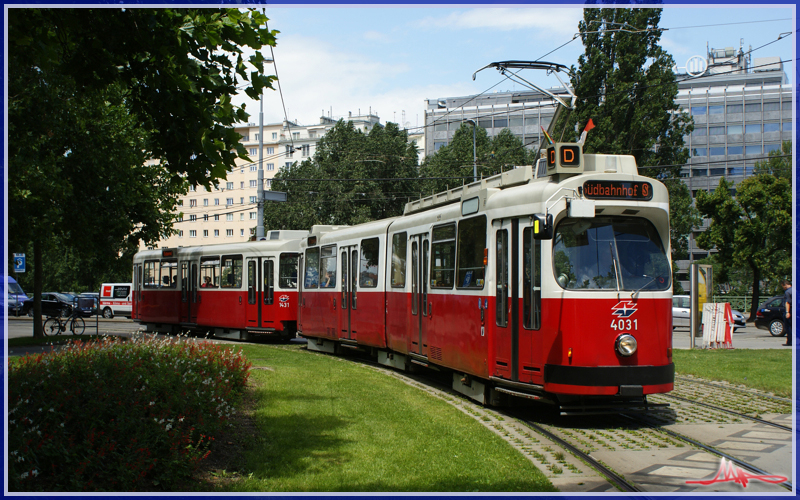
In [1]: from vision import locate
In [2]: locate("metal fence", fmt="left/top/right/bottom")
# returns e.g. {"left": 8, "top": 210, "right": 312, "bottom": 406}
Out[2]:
{"left": 711, "top": 295, "right": 770, "bottom": 315}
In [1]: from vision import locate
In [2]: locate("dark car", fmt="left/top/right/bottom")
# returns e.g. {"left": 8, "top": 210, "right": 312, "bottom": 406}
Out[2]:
{"left": 755, "top": 296, "right": 787, "bottom": 337}
{"left": 22, "top": 292, "right": 75, "bottom": 317}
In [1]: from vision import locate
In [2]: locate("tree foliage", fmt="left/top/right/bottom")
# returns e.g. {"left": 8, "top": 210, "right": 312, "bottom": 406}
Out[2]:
{"left": 419, "top": 124, "right": 536, "bottom": 195}
{"left": 264, "top": 121, "right": 420, "bottom": 230}
{"left": 8, "top": 8, "right": 276, "bottom": 333}
{"left": 695, "top": 144, "right": 792, "bottom": 319}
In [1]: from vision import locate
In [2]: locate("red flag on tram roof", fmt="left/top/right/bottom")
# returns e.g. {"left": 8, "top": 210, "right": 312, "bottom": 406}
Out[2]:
{"left": 584, "top": 118, "right": 596, "bottom": 132}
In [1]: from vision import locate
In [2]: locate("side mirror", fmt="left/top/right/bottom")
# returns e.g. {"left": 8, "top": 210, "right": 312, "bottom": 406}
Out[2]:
{"left": 532, "top": 214, "right": 553, "bottom": 240}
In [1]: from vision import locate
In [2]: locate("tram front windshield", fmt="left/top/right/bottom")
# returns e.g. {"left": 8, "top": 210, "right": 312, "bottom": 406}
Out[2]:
{"left": 553, "top": 216, "right": 670, "bottom": 291}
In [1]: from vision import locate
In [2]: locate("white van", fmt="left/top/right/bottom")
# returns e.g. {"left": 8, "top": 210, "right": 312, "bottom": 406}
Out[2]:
{"left": 100, "top": 283, "right": 132, "bottom": 318}
{"left": 5, "top": 276, "right": 29, "bottom": 317}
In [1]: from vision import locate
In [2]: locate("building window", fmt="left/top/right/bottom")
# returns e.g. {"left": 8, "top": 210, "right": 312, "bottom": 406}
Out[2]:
{"left": 267, "top": 147, "right": 274, "bottom": 154}
{"left": 240, "top": 197, "right": 244, "bottom": 204}
{"left": 189, "top": 214, "right": 196, "bottom": 222}
{"left": 301, "top": 145, "right": 310, "bottom": 156}
{"left": 745, "top": 145, "right": 762, "bottom": 155}
{"left": 285, "top": 162, "right": 292, "bottom": 169}
{"left": 708, "top": 126, "right": 725, "bottom": 136}
{"left": 266, "top": 179, "right": 272, "bottom": 188}
{"left": 744, "top": 103, "right": 761, "bottom": 113}
{"left": 250, "top": 165, "right": 257, "bottom": 171}
{"left": 227, "top": 214, "right": 233, "bottom": 221}
{"left": 763, "top": 123, "right": 780, "bottom": 133}
{"left": 214, "top": 214, "right": 220, "bottom": 221}
{"left": 203, "top": 198, "right": 208, "bottom": 206}
{"left": 215, "top": 229, "right": 219, "bottom": 237}
{"left": 272, "top": 132, "right": 277, "bottom": 140}
{"left": 285, "top": 146, "right": 293, "bottom": 158}
{"left": 764, "top": 143, "right": 781, "bottom": 154}
{"left": 226, "top": 182, "right": 234, "bottom": 190}
{"left": 692, "top": 127, "right": 706, "bottom": 137}
{"left": 708, "top": 105, "right": 724, "bottom": 115}
{"left": 267, "top": 163, "right": 275, "bottom": 171}
{"left": 745, "top": 124, "right": 761, "bottom": 134}
{"left": 709, "top": 147, "right": 725, "bottom": 156}
{"left": 226, "top": 198, "right": 233, "bottom": 205}
{"left": 204, "top": 214, "right": 209, "bottom": 221}
{"left": 189, "top": 186, "right": 196, "bottom": 192}
{"left": 178, "top": 230, "right": 184, "bottom": 238}
{"left": 250, "top": 148, "right": 257, "bottom": 156}
{"left": 190, "top": 199, "right": 197, "bottom": 207}
{"left": 241, "top": 182, "right": 245, "bottom": 189}
{"left": 250, "top": 212, "right": 257, "bottom": 220}
{"left": 692, "top": 148, "right": 707, "bottom": 157}
{"left": 727, "top": 146, "right": 743, "bottom": 155}
{"left": 293, "top": 132, "right": 300, "bottom": 140}
{"left": 250, "top": 196, "right": 257, "bottom": 203}
{"left": 250, "top": 180, "right": 257, "bottom": 188}
{"left": 726, "top": 104, "right": 743, "bottom": 113}
{"left": 726, "top": 125, "right": 742, "bottom": 135}
{"left": 203, "top": 230, "right": 209, "bottom": 237}
{"left": 783, "top": 122, "right": 792, "bottom": 131}
{"left": 226, "top": 229, "right": 234, "bottom": 237}
{"left": 240, "top": 229, "right": 245, "bottom": 236}
{"left": 215, "top": 198, "right": 220, "bottom": 205}
{"left": 240, "top": 213, "right": 245, "bottom": 221}
{"left": 190, "top": 230, "right": 197, "bottom": 238}
{"left": 690, "top": 106, "right": 707, "bottom": 116}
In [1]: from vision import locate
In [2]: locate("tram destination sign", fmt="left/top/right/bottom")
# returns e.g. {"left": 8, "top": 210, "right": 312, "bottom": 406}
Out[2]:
{"left": 583, "top": 180, "right": 653, "bottom": 201}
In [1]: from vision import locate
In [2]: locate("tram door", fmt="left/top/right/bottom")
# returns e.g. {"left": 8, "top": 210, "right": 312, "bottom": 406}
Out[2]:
{"left": 180, "top": 261, "right": 198, "bottom": 324}
{"left": 410, "top": 233, "right": 430, "bottom": 357}
{"left": 339, "top": 246, "right": 359, "bottom": 341}
{"left": 133, "top": 264, "right": 142, "bottom": 319}
{"left": 493, "top": 218, "right": 543, "bottom": 384}
{"left": 246, "top": 258, "right": 275, "bottom": 329}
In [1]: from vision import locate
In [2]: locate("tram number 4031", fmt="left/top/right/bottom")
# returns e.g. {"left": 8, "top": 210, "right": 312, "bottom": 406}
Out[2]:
{"left": 610, "top": 319, "right": 638, "bottom": 331}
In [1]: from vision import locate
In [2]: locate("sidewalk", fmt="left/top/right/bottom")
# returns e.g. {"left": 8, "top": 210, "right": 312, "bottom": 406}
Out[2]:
{"left": 673, "top": 323, "right": 792, "bottom": 349}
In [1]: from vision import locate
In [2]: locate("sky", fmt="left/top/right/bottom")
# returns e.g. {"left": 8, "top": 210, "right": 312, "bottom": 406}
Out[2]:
{"left": 234, "top": 5, "right": 796, "bottom": 132}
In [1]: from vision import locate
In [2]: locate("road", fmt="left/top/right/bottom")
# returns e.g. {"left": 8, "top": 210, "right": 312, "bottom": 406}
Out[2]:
{"left": 4, "top": 316, "right": 790, "bottom": 354}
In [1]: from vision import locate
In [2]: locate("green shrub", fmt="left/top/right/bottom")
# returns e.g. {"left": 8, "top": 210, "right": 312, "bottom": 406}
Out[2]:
{"left": 8, "top": 336, "right": 251, "bottom": 491}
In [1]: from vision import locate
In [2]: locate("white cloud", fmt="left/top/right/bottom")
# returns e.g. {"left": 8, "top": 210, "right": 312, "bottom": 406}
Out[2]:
{"left": 417, "top": 8, "right": 583, "bottom": 38}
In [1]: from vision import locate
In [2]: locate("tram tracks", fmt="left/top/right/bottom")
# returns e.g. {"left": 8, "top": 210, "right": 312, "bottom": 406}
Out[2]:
{"left": 311, "top": 348, "right": 793, "bottom": 493}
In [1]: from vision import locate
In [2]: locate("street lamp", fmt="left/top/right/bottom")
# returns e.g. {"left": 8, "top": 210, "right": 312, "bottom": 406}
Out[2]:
{"left": 465, "top": 119, "right": 477, "bottom": 182}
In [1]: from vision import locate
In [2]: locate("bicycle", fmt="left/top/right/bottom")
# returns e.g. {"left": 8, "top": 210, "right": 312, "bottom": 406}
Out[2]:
{"left": 43, "top": 306, "right": 85, "bottom": 336}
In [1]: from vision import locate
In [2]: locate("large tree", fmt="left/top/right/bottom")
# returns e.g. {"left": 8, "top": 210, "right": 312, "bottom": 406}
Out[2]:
{"left": 264, "top": 120, "right": 420, "bottom": 230}
{"left": 8, "top": 8, "right": 276, "bottom": 336}
{"left": 694, "top": 146, "right": 792, "bottom": 319}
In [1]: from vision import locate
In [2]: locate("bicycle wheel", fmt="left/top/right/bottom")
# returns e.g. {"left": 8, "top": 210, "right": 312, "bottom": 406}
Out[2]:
{"left": 43, "top": 318, "right": 61, "bottom": 337}
{"left": 70, "top": 317, "right": 85, "bottom": 335}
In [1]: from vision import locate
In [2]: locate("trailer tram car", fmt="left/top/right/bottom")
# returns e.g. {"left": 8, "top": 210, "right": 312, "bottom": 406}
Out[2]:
{"left": 299, "top": 142, "right": 674, "bottom": 414}
{"left": 133, "top": 231, "right": 309, "bottom": 340}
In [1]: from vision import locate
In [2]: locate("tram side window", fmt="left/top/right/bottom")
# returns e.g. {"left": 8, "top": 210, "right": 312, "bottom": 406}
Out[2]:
{"left": 200, "top": 257, "right": 220, "bottom": 288}
{"left": 279, "top": 254, "right": 299, "bottom": 289}
{"left": 320, "top": 246, "right": 337, "bottom": 288}
{"left": 496, "top": 230, "right": 508, "bottom": 327}
{"left": 457, "top": 216, "right": 486, "bottom": 289}
{"left": 160, "top": 261, "right": 178, "bottom": 288}
{"left": 431, "top": 224, "right": 456, "bottom": 289}
{"left": 391, "top": 232, "right": 407, "bottom": 288}
{"left": 143, "top": 261, "right": 159, "bottom": 288}
{"left": 360, "top": 238, "right": 379, "bottom": 288}
{"left": 248, "top": 260, "right": 257, "bottom": 304}
{"left": 304, "top": 248, "right": 320, "bottom": 289}
{"left": 523, "top": 227, "right": 542, "bottom": 330}
{"left": 220, "top": 255, "right": 243, "bottom": 288}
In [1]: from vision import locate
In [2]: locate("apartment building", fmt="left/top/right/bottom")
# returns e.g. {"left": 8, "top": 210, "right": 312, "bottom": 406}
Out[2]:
{"left": 143, "top": 112, "right": 382, "bottom": 249}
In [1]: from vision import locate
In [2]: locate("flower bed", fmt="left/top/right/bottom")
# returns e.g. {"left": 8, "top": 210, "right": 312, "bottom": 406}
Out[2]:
{"left": 8, "top": 336, "right": 251, "bottom": 491}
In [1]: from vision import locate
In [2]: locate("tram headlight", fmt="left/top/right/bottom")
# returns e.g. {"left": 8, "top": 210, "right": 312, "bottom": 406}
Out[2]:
{"left": 615, "top": 334, "right": 637, "bottom": 357}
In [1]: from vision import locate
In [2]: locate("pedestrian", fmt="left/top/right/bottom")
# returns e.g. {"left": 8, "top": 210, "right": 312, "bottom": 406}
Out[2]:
{"left": 781, "top": 279, "right": 792, "bottom": 347}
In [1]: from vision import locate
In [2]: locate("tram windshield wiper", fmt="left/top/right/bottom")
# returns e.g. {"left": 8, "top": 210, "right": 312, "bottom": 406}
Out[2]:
{"left": 631, "top": 275, "right": 656, "bottom": 299}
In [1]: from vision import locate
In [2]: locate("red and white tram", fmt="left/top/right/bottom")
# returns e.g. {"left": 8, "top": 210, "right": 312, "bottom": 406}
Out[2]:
{"left": 298, "top": 142, "right": 674, "bottom": 413}
{"left": 133, "top": 230, "right": 309, "bottom": 340}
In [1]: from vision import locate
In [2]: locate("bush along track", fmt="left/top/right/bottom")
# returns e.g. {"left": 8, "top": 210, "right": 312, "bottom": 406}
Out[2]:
{"left": 8, "top": 336, "right": 251, "bottom": 492}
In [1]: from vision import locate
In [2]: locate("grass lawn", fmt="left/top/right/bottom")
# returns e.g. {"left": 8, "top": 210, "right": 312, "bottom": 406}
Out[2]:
{"left": 672, "top": 349, "right": 792, "bottom": 397}
{"left": 225, "top": 344, "right": 556, "bottom": 493}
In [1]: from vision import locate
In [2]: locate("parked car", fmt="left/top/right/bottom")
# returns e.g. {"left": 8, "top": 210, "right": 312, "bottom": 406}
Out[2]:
{"left": 5, "top": 276, "right": 29, "bottom": 317}
{"left": 754, "top": 296, "right": 786, "bottom": 337}
{"left": 22, "top": 292, "right": 75, "bottom": 317}
{"left": 672, "top": 295, "right": 745, "bottom": 330}
{"left": 78, "top": 293, "right": 100, "bottom": 316}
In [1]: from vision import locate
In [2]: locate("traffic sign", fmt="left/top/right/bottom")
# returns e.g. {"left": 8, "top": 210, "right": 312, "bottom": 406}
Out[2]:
{"left": 13, "top": 253, "right": 26, "bottom": 273}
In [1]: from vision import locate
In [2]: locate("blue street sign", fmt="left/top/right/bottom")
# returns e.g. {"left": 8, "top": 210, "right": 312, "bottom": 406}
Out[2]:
{"left": 13, "top": 253, "right": 26, "bottom": 273}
